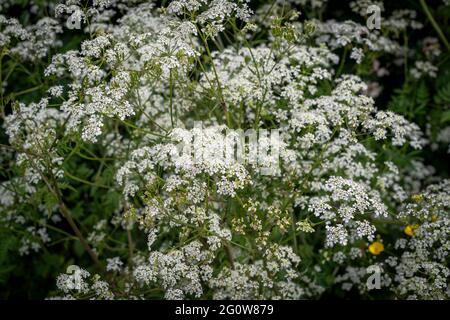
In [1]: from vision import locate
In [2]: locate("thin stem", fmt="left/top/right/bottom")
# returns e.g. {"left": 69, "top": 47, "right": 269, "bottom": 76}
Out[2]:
{"left": 11, "top": 84, "right": 43, "bottom": 97}
{"left": 118, "top": 118, "right": 168, "bottom": 138}
{"left": 0, "top": 52, "right": 3, "bottom": 109}
{"left": 336, "top": 46, "right": 348, "bottom": 77}
{"left": 169, "top": 69, "right": 174, "bottom": 128}
{"left": 420, "top": 0, "right": 450, "bottom": 52}
{"left": 127, "top": 228, "right": 134, "bottom": 271}
{"left": 25, "top": 153, "right": 103, "bottom": 270}
{"left": 404, "top": 31, "right": 409, "bottom": 81}
{"left": 64, "top": 170, "right": 111, "bottom": 189}
{"left": 198, "top": 29, "right": 232, "bottom": 127}
{"left": 291, "top": 211, "right": 298, "bottom": 253}
{"left": 57, "top": 191, "right": 102, "bottom": 269}
{"left": 223, "top": 242, "right": 235, "bottom": 269}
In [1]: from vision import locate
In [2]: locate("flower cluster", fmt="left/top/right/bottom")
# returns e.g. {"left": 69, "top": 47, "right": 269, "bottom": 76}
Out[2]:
{"left": 0, "top": 0, "right": 449, "bottom": 301}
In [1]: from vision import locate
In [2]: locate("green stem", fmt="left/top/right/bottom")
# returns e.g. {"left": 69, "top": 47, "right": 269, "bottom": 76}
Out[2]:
{"left": 12, "top": 84, "right": 43, "bottom": 97}
{"left": 420, "top": 0, "right": 450, "bottom": 52}
{"left": 169, "top": 69, "right": 174, "bottom": 128}
{"left": 118, "top": 118, "right": 167, "bottom": 138}
{"left": 64, "top": 170, "right": 111, "bottom": 189}
{"left": 336, "top": 46, "right": 348, "bottom": 77}
{"left": 199, "top": 30, "right": 232, "bottom": 127}
{"left": 404, "top": 31, "right": 409, "bottom": 81}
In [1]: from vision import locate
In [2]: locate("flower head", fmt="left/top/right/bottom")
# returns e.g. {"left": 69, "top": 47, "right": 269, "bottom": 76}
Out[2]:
{"left": 368, "top": 241, "right": 384, "bottom": 255}
{"left": 404, "top": 224, "right": 419, "bottom": 237}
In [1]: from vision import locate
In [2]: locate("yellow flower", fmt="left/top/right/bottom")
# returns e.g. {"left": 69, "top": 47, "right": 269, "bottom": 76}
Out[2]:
{"left": 404, "top": 224, "right": 419, "bottom": 237}
{"left": 368, "top": 241, "right": 384, "bottom": 255}
{"left": 411, "top": 194, "right": 423, "bottom": 203}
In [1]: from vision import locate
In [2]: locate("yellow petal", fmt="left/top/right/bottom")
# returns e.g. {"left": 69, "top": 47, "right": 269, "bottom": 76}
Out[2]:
{"left": 404, "top": 225, "right": 414, "bottom": 237}
{"left": 404, "top": 224, "right": 419, "bottom": 237}
{"left": 368, "top": 241, "right": 384, "bottom": 255}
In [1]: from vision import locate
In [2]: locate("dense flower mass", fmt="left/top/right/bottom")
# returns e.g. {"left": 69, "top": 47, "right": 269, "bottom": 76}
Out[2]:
{"left": 0, "top": 0, "right": 449, "bottom": 300}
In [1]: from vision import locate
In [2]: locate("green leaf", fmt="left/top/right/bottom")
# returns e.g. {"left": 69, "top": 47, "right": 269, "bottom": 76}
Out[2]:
{"left": 440, "top": 110, "right": 450, "bottom": 123}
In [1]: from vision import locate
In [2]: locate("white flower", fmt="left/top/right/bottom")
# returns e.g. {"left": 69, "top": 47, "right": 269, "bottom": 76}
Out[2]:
{"left": 106, "top": 257, "right": 123, "bottom": 272}
{"left": 350, "top": 47, "right": 364, "bottom": 64}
